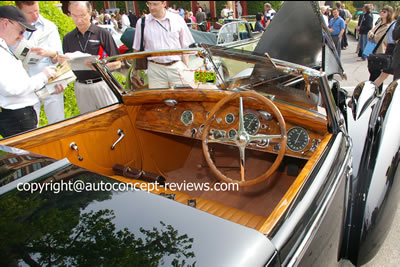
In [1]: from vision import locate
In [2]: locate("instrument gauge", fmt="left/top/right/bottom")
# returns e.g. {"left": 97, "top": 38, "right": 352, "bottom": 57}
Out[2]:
{"left": 243, "top": 113, "right": 260, "bottom": 135}
{"left": 181, "top": 110, "right": 194, "bottom": 126}
{"left": 287, "top": 127, "right": 309, "bottom": 152}
{"left": 228, "top": 129, "right": 237, "bottom": 138}
{"left": 225, "top": 113, "right": 235, "bottom": 124}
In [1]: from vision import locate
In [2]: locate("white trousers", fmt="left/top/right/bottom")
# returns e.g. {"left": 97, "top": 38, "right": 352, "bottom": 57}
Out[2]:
{"left": 74, "top": 80, "right": 118, "bottom": 114}
{"left": 148, "top": 61, "right": 192, "bottom": 89}
{"left": 33, "top": 93, "right": 64, "bottom": 125}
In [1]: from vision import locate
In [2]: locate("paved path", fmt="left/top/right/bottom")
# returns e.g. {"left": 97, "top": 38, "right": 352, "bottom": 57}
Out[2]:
{"left": 337, "top": 34, "right": 400, "bottom": 267}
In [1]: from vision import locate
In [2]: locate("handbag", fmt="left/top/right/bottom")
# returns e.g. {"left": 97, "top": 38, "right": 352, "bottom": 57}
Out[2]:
{"left": 367, "top": 53, "right": 392, "bottom": 73}
{"left": 135, "top": 16, "right": 148, "bottom": 70}
{"left": 367, "top": 21, "right": 396, "bottom": 73}
{"left": 362, "top": 41, "right": 377, "bottom": 58}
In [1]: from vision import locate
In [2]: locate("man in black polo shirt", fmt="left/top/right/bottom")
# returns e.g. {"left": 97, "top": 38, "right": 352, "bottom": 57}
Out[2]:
{"left": 60, "top": 1, "right": 120, "bottom": 114}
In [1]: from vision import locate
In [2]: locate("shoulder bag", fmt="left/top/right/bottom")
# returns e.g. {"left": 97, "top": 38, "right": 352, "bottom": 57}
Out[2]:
{"left": 367, "top": 22, "right": 396, "bottom": 73}
{"left": 135, "top": 15, "right": 148, "bottom": 70}
{"left": 362, "top": 24, "right": 385, "bottom": 58}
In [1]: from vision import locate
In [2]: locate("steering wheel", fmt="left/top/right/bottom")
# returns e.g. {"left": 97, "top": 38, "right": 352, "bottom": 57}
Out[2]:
{"left": 201, "top": 91, "right": 287, "bottom": 187}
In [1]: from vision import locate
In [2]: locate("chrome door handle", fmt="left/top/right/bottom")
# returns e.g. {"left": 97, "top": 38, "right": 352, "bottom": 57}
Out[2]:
{"left": 70, "top": 142, "right": 83, "bottom": 161}
{"left": 111, "top": 129, "right": 125, "bottom": 150}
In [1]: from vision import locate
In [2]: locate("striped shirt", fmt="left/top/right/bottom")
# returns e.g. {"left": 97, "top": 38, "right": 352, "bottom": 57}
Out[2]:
{"left": 133, "top": 10, "right": 194, "bottom": 63}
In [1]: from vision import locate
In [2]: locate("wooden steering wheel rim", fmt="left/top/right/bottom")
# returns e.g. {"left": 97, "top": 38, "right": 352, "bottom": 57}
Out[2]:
{"left": 201, "top": 91, "right": 287, "bottom": 187}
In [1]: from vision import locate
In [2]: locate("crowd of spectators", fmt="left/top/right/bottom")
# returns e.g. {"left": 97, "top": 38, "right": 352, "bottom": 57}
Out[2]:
{"left": 89, "top": 2, "right": 216, "bottom": 32}
{"left": 4, "top": 1, "right": 400, "bottom": 139}
{"left": 321, "top": 2, "right": 400, "bottom": 89}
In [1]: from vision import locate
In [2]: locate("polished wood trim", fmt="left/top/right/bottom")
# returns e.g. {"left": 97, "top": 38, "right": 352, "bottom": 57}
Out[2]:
{"left": 123, "top": 89, "right": 327, "bottom": 134}
{"left": 257, "top": 133, "right": 332, "bottom": 234}
{"left": 0, "top": 105, "right": 125, "bottom": 148}
{"left": 0, "top": 104, "right": 142, "bottom": 176}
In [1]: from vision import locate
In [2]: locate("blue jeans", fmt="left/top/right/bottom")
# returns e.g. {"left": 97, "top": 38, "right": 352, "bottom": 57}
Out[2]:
{"left": 359, "top": 34, "right": 368, "bottom": 59}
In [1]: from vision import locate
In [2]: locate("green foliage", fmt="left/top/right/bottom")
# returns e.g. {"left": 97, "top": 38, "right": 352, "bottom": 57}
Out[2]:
{"left": 63, "top": 82, "right": 80, "bottom": 119}
{"left": 116, "top": 1, "right": 126, "bottom": 12}
{"left": 94, "top": 1, "right": 105, "bottom": 12}
{"left": 170, "top": 1, "right": 191, "bottom": 11}
{"left": 38, "top": 2, "right": 75, "bottom": 43}
{"left": 352, "top": 1, "right": 368, "bottom": 9}
{"left": 138, "top": 1, "right": 148, "bottom": 15}
{"left": 112, "top": 71, "right": 127, "bottom": 86}
{"left": 0, "top": 1, "right": 14, "bottom": 6}
{"left": 343, "top": 1, "right": 357, "bottom": 17}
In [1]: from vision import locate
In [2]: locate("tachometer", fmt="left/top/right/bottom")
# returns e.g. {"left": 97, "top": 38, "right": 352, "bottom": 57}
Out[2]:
{"left": 243, "top": 113, "right": 260, "bottom": 135}
{"left": 287, "top": 127, "right": 309, "bottom": 152}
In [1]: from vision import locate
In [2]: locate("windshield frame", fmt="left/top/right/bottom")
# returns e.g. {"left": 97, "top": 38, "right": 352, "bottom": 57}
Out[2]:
{"left": 97, "top": 47, "right": 338, "bottom": 132}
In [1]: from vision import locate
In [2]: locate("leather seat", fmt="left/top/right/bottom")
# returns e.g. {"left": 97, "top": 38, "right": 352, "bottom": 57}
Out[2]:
{"left": 110, "top": 175, "right": 267, "bottom": 231}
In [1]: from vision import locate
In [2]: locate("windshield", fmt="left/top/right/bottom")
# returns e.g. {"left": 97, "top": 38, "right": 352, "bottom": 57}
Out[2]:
{"left": 106, "top": 47, "right": 327, "bottom": 116}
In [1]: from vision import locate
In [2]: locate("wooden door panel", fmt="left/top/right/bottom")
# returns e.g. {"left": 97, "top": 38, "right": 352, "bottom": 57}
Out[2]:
{"left": 0, "top": 105, "right": 141, "bottom": 176}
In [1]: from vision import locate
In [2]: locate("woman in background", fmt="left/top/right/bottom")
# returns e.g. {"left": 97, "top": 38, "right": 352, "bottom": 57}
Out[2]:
{"left": 367, "top": 5, "right": 393, "bottom": 85}
{"left": 374, "top": 6, "right": 399, "bottom": 87}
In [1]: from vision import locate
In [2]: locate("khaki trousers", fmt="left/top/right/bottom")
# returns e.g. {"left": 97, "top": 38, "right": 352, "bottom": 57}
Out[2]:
{"left": 74, "top": 80, "right": 118, "bottom": 114}
{"left": 148, "top": 61, "right": 192, "bottom": 89}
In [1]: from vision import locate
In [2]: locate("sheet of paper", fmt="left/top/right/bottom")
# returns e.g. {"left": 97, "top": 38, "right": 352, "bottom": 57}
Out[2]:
{"left": 66, "top": 51, "right": 98, "bottom": 71}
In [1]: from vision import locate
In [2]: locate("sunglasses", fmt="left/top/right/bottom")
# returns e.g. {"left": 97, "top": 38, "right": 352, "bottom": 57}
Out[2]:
{"left": 9, "top": 20, "right": 25, "bottom": 36}
{"left": 380, "top": 10, "right": 388, "bottom": 14}
{"left": 146, "top": 2, "right": 162, "bottom": 8}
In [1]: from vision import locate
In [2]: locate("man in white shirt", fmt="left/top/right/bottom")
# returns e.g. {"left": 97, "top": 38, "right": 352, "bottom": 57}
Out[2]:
{"left": 131, "top": 1, "right": 194, "bottom": 89}
{"left": 264, "top": 3, "right": 276, "bottom": 28}
{"left": 121, "top": 11, "right": 130, "bottom": 32}
{"left": 16, "top": 1, "right": 64, "bottom": 125}
{"left": 0, "top": 5, "right": 59, "bottom": 138}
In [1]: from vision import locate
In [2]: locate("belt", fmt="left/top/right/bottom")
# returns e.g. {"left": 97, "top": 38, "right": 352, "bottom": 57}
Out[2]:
{"left": 0, "top": 106, "right": 33, "bottom": 113}
{"left": 77, "top": 77, "right": 103, "bottom": 84}
{"left": 149, "top": 60, "right": 179, "bottom": 66}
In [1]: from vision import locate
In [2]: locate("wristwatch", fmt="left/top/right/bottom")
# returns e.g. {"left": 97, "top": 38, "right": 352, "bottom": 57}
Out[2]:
{"left": 51, "top": 51, "right": 59, "bottom": 62}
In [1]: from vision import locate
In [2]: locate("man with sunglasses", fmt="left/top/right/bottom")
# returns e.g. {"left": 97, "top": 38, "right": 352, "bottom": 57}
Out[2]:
{"left": 0, "top": 5, "right": 58, "bottom": 138}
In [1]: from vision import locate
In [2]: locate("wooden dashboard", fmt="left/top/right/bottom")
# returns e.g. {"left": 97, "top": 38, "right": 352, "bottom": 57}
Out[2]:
{"left": 131, "top": 90, "right": 328, "bottom": 159}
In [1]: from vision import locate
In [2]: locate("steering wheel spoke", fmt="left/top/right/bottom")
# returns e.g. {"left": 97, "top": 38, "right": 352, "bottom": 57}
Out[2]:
{"left": 249, "top": 134, "right": 282, "bottom": 143}
{"left": 238, "top": 97, "right": 245, "bottom": 133}
{"left": 239, "top": 146, "right": 246, "bottom": 182}
{"left": 207, "top": 137, "right": 236, "bottom": 144}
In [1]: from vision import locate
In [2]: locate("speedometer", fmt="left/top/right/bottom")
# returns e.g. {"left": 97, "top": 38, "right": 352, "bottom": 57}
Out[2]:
{"left": 243, "top": 113, "right": 260, "bottom": 135}
{"left": 287, "top": 127, "right": 309, "bottom": 152}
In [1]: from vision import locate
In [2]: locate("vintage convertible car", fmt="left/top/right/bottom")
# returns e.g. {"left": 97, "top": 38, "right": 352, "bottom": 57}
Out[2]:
{"left": 1, "top": 2, "right": 399, "bottom": 266}
{"left": 189, "top": 20, "right": 261, "bottom": 47}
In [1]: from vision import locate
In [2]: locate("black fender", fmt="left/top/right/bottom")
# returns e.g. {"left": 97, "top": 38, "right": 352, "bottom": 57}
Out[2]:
{"left": 340, "top": 81, "right": 400, "bottom": 265}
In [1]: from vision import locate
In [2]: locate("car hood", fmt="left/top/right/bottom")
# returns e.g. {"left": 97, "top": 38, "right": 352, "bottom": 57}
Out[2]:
{"left": 253, "top": 1, "right": 345, "bottom": 77}
{"left": 0, "top": 145, "right": 276, "bottom": 266}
